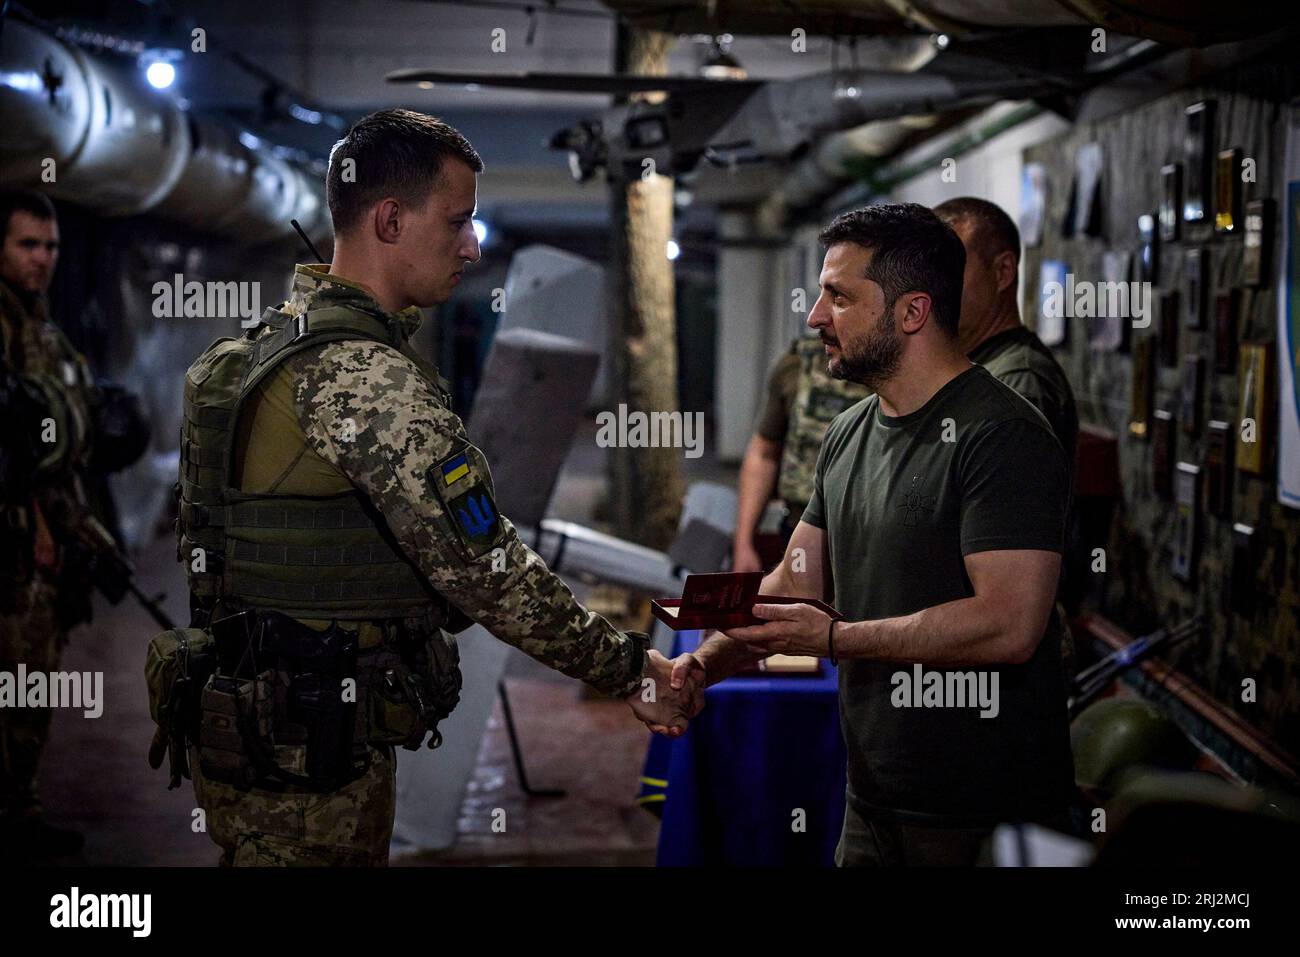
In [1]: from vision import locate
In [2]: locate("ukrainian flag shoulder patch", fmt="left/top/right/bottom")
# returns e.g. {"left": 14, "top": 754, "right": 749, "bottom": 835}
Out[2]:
{"left": 429, "top": 446, "right": 503, "bottom": 559}
{"left": 441, "top": 453, "right": 470, "bottom": 486}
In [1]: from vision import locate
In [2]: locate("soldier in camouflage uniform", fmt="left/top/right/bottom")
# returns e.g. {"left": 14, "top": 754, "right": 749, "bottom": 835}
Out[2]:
{"left": 171, "top": 110, "right": 702, "bottom": 866}
{"left": 733, "top": 336, "right": 870, "bottom": 572}
{"left": 0, "top": 190, "right": 95, "bottom": 858}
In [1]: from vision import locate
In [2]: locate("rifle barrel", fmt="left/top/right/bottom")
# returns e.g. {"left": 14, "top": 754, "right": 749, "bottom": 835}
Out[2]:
{"left": 128, "top": 580, "right": 176, "bottom": 631}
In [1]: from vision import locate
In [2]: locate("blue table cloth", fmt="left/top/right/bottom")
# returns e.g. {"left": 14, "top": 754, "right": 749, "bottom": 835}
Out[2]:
{"left": 638, "top": 630, "right": 848, "bottom": 866}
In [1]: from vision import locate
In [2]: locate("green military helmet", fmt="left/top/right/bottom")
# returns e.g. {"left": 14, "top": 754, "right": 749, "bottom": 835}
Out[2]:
{"left": 1070, "top": 696, "right": 1199, "bottom": 796}
{"left": 1095, "top": 769, "right": 1300, "bottom": 866}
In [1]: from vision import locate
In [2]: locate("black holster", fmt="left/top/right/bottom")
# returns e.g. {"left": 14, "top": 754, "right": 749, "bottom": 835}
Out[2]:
{"left": 199, "top": 610, "right": 368, "bottom": 793}
{"left": 263, "top": 611, "right": 364, "bottom": 791}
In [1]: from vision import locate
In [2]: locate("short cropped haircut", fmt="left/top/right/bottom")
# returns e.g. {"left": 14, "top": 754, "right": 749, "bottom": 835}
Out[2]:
{"left": 933, "top": 196, "right": 1021, "bottom": 265}
{"left": 818, "top": 202, "right": 966, "bottom": 338}
{"left": 0, "top": 189, "right": 56, "bottom": 236}
{"left": 326, "top": 109, "right": 484, "bottom": 234}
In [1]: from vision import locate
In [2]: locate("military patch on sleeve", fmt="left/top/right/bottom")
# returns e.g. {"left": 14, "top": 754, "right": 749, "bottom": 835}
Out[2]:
{"left": 429, "top": 446, "right": 503, "bottom": 559}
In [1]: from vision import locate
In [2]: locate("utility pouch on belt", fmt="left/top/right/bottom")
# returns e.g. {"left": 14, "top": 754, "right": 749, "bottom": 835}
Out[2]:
{"left": 197, "top": 671, "right": 275, "bottom": 791}
{"left": 194, "top": 611, "right": 276, "bottom": 791}
{"left": 360, "top": 629, "right": 462, "bottom": 751}
{"left": 144, "top": 627, "right": 217, "bottom": 789}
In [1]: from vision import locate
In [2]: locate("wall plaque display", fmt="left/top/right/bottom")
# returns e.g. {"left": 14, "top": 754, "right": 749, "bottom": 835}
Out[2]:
{"left": 1214, "top": 147, "right": 1241, "bottom": 235}
{"left": 1230, "top": 522, "right": 1257, "bottom": 618}
{"left": 1184, "top": 247, "right": 1207, "bottom": 329}
{"left": 1236, "top": 343, "right": 1271, "bottom": 475}
{"left": 1206, "top": 419, "right": 1233, "bottom": 517}
{"left": 1020, "top": 162, "right": 1047, "bottom": 248}
{"left": 1138, "top": 212, "right": 1159, "bottom": 284}
{"left": 1171, "top": 462, "right": 1202, "bottom": 585}
{"left": 1160, "top": 163, "right": 1182, "bottom": 241}
{"left": 1065, "top": 142, "right": 1104, "bottom": 238}
{"left": 1281, "top": 180, "right": 1300, "bottom": 509}
{"left": 1243, "top": 197, "right": 1274, "bottom": 288}
{"left": 1091, "top": 250, "right": 1131, "bottom": 351}
{"left": 1159, "top": 291, "right": 1180, "bottom": 367}
{"left": 1183, "top": 100, "right": 1215, "bottom": 227}
{"left": 1181, "top": 355, "right": 1204, "bottom": 436}
{"left": 1038, "top": 259, "right": 1068, "bottom": 346}
{"left": 1129, "top": 337, "right": 1155, "bottom": 437}
{"left": 1152, "top": 408, "right": 1175, "bottom": 499}
{"left": 1213, "top": 289, "right": 1239, "bottom": 373}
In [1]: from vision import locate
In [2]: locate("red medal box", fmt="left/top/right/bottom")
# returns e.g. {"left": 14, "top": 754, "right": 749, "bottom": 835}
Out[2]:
{"left": 650, "top": 571, "right": 843, "bottom": 632}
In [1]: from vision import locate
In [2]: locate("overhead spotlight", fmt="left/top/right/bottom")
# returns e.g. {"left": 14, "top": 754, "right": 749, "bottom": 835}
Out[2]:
{"left": 666, "top": 239, "right": 680, "bottom": 261}
{"left": 140, "top": 49, "right": 182, "bottom": 89}
{"left": 145, "top": 60, "right": 175, "bottom": 89}
{"left": 933, "top": 33, "right": 950, "bottom": 50}
{"left": 473, "top": 219, "right": 489, "bottom": 244}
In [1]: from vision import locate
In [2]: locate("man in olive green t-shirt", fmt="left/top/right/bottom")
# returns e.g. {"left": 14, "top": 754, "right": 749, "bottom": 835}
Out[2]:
{"left": 670, "top": 203, "right": 1074, "bottom": 866}
{"left": 934, "top": 196, "right": 1079, "bottom": 478}
{"left": 936, "top": 197, "right": 1080, "bottom": 678}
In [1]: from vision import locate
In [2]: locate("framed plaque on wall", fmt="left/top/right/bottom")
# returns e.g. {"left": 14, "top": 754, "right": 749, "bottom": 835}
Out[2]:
{"left": 1183, "top": 101, "right": 1216, "bottom": 228}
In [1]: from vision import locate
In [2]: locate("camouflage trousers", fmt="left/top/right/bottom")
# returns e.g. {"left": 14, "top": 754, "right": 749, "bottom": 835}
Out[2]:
{"left": 190, "top": 743, "right": 397, "bottom": 866}
{"left": 0, "top": 577, "right": 66, "bottom": 821}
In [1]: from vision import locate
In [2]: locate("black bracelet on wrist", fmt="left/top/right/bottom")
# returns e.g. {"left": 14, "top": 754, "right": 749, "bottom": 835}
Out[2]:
{"left": 827, "top": 619, "right": 838, "bottom": 665}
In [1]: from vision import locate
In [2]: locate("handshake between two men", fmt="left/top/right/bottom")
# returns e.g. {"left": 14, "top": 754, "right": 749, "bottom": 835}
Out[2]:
{"left": 622, "top": 515, "right": 846, "bottom": 738}
{"left": 624, "top": 601, "right": 832, "bottom": 738}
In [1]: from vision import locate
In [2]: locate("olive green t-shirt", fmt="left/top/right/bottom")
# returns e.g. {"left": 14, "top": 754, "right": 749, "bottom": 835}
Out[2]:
{"left": 802, "top": 365, "right": 1074, "bottom": 824}
{"left": 969, "top": 325, "right": 1079, "bottom": 488}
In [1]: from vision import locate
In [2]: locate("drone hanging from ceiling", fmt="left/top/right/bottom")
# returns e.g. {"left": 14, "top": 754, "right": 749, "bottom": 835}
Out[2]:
{"left": 388, "top": 27, "right": 1165, "bottom": 184}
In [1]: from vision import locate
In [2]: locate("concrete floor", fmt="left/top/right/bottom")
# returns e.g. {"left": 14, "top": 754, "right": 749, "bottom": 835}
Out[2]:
{"left": 35, "top": 417, "right": 733, "bottom": 866}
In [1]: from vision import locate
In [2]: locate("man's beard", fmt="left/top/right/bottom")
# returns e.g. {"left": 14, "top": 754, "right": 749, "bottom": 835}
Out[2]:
{"left": 825, "top": 301, "right": 902, "bottom": 389}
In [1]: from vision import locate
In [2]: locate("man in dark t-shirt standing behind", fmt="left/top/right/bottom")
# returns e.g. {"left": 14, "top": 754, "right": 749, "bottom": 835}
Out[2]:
{"left": 670, "top": 203, "right": 1075, "bottom": 866}
{"left": 935, "top": 197, "right": 1080, "bottom": 678}
{"left": 933, "top": 196, "right": 1078, "bottom": 478}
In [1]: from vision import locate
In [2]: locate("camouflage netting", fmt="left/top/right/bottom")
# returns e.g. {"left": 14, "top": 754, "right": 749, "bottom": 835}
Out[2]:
{"left": 1021, "top": 62, "right": 1300, "bottom": 764}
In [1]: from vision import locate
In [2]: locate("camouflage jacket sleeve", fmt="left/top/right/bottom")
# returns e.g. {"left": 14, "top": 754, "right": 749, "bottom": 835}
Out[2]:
{"left": 285, "top": 339, "right": 644, "bottom": 699}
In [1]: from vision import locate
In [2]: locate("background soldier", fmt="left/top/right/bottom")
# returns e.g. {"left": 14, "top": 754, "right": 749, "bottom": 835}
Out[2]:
{"left": 934, "top": 197, "right": 1081, "bottom": 677}
{"left": 932, "top": 197, "right": 1078, "bottom": 472}
{"left": 166, "top": 110, "right": 700, "bottom": 866}
{"left": 0, "top": 189, "right": 95, "bottom": 859}
{"left": 732, "top": 335, "right": 870, "bottom": 572}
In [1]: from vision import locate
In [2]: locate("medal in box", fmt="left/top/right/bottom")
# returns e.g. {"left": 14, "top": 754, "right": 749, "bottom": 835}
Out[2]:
{"left": 651, "top": 571, "right": 842, "bottom": 632}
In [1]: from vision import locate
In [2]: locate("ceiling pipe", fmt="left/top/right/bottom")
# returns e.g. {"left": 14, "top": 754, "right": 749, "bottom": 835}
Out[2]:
{"left": 0, "top": 17, "right": 330, "bottom": 245}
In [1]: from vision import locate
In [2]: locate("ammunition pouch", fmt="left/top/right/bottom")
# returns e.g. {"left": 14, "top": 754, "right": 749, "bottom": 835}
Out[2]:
{"left": 358, "top": 629, "right": 462, "bottom": 751}
{"left": 197, "top": 670, "right": 278, "bottom": 791}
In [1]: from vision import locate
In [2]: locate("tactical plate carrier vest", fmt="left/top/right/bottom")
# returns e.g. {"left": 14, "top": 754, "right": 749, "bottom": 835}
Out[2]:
{"left": 777, "top": 336, "right": 871, "bottom": 509}
{"left": 178, "top": 304, "right": 444, "bottom": 623}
